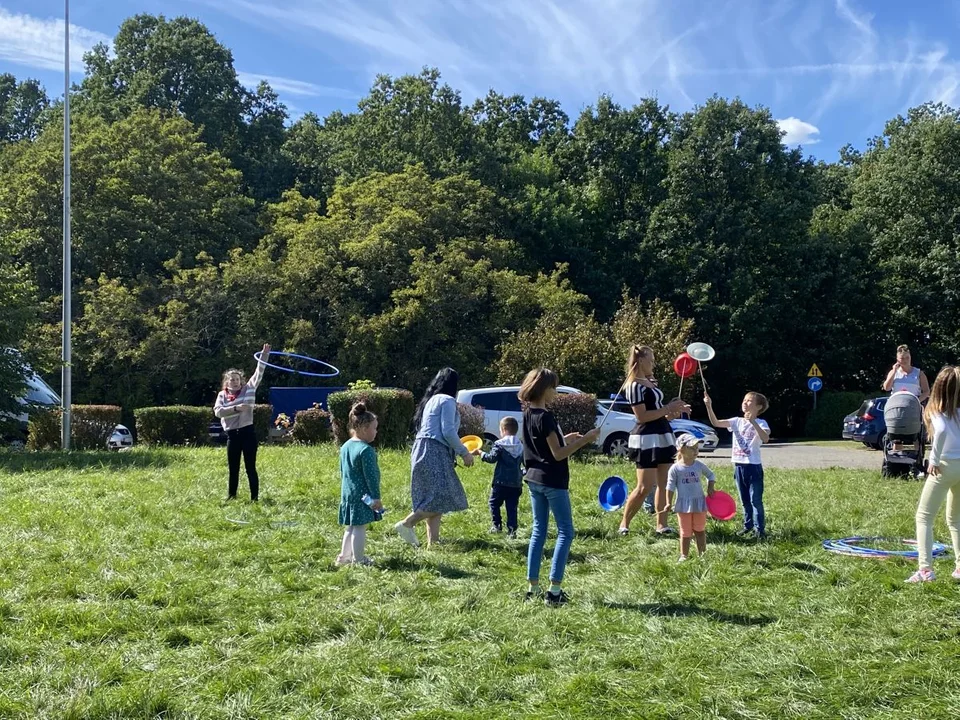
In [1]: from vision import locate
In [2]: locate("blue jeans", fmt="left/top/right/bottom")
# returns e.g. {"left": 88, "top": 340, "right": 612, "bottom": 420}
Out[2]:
{"left": 735, "top": 464, "right": 765, "bottom": 533}
{"left": 527, "top": 484, "right": 575, "bottom": 584}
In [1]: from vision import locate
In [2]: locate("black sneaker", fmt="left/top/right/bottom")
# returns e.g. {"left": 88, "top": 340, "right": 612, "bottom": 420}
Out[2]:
{"left": 544, "top": 590, "right": 569, "bottom": 606}
{"left": 524, "top": 587, "right": 543, "bottom": 602}
{"left": 506, "top": 528, "right": 517, "bottom": 539}
{"left": 756, "top": 531, "right": 768, "bottom": 541}
{"left": 735, "top": 528, "right": 754, "bottom": 537}
{"left": 489, "top": 524, "right": 503, "bottom": 534}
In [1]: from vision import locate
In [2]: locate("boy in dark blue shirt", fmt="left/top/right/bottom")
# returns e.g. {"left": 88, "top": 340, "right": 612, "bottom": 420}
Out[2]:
{"left": 473, "top": 416, "right": 524, "bottom": 538}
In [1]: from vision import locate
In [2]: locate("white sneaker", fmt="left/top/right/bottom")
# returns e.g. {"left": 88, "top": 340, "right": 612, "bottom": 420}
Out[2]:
{"left": 394, "top": 522, "right": 420, "bottom": 548}
{"left": 677, "top": 555, "right": 689, "bottom": 563}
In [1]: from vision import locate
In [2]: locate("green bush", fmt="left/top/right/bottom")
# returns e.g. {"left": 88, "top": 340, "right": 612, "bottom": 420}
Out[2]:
{"left": 328, "top": 389, "right": 415, "bottom": 448}
{"left": 26, "top": 408, "right": 60, "bottom": 450}
{"left": 804, "top": 391, "right": 872, "bottom": 439}
{"left": 26, "top": 405, "right": 123, "bottom": 450}
{"left": 252, "top": 404, "right": 272, "bottom": 442}
{"left": 291, "top": 406, "right": 332, "bottom": 445}
{"left": 549, "top": 393, "right": 599, "bottom": 435}
{"left": 135, "top": 406, "right": 210, "bottom": 446}
{"left": 72, "top": 405, "right": 123, "bottom": 450}
{"left": 458, "top": 403, "right": 486, "bottom": 438}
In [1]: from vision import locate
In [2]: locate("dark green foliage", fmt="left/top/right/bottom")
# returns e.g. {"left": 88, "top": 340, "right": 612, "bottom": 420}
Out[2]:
{"left": 26, "top": 405, "right": 122, "bottom": 450}
{"left": 134, "top": 406, "right": 210, "bottom": 446}
{"left": 327, "top": 389, "right": 416, "bottom": 448}
{"left": 804, "top": 392, "right": 873, "bottom": 439}
{"left": 291, "top": 406, "right": 332, "bottom": 445}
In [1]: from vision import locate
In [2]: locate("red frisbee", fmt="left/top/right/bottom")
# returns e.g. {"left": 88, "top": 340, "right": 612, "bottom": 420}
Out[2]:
{"left": 673, "top": 352, "right": 697, "bottom": 379}
{"left": 706, "top": 490, "right": 737, "bottom": 521}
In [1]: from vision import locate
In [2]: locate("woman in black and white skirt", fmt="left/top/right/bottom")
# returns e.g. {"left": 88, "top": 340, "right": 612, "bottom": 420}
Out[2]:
{"left": 395, "top": 368, "right": 473, "bottom": 548}
{"left": 618, "top": 345, "right": 690, "bottom": 536}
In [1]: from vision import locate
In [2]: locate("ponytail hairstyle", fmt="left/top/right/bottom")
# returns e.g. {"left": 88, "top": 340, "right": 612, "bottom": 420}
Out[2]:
{"left": 625, "top": 345, "right": 653, "bottom": 384}
{"left": 924, "top": 366, "right": 960, "bottom": 437}
{"left": 348, "top": 402, "right": 377, "bottom": 431}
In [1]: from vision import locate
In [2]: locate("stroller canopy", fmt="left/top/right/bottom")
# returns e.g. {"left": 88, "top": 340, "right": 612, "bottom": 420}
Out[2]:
{"left": 884, "top": 391, "right": 922, "bottom": 437}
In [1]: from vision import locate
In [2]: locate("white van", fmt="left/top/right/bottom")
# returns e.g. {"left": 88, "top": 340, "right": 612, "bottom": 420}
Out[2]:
{"left": 457, "top": 385, "right": 719, "bottom": 457}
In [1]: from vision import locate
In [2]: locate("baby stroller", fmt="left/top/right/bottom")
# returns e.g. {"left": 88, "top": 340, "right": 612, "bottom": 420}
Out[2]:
{"left": 881, "top": 391, "right": 926, "bottom": 478}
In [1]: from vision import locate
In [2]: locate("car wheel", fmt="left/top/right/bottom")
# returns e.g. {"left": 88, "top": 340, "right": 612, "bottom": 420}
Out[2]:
{"left": 604, "top": 433, "right": 630, "bottom": 458}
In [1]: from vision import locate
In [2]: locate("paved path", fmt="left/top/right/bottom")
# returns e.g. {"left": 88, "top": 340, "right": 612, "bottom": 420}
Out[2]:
{"left": 704, "top": 443, "right": 881, "bottom": 470}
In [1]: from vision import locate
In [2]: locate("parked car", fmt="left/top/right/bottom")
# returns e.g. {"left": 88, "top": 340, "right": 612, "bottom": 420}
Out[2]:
{"left": 598, "top": 398, "right": 719, "bottom": 455}
{"left": 209, "top": 420, "right": 228, "bottom": 445}
{"left": 843, "top": 397, "right": 886, "bottom": 449}
{"left": 457, "top": 386, "right": 719, "bottom": 458}
{"left": 107, "top": 425, "right": 134, "bottom": 450}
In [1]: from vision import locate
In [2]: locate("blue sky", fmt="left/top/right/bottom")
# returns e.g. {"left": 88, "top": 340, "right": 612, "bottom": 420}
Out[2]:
{"left": 3, "top": 0, "right": 960, "bottom": 158}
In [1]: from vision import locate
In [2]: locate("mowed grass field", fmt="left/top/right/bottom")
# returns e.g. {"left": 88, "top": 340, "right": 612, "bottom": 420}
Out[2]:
{"left": 0, "top": 446, "right": 959, "bottom": 719}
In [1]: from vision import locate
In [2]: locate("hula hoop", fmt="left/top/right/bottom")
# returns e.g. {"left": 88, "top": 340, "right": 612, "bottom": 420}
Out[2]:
{"left": 822, "top": 536, "right": 949, "bottom": 559}
{"left": 254, "top": 350, "right": 340, "bottom": 378}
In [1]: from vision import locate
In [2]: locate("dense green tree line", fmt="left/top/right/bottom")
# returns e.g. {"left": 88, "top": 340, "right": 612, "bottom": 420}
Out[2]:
{"left": 3, "top": 13, "right": 959, "bottom": 432}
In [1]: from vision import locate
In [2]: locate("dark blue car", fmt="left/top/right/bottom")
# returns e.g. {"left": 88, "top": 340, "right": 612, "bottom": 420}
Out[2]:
{"left": 843, "top": 397, "right": 886, "bottom": 449}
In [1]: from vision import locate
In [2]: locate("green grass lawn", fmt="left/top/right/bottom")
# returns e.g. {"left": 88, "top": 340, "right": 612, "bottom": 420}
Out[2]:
{"left": 1, "top": 446, "right": 959, "bottom": 719}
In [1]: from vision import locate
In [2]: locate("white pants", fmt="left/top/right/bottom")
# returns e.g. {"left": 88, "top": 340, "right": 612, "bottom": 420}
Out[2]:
{"left": 338, "top": 525, "right": 367, "bottom": 564}
{"left": 915, "top": 460, "right": 960, "bottom": 570}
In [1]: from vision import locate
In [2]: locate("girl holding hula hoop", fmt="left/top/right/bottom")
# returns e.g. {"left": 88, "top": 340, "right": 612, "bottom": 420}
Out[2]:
{"left": 214, "top": 343, "right": 271, "bottom": 502}
{"left": 618, "top": 345, "right": 690, "bottom": 536}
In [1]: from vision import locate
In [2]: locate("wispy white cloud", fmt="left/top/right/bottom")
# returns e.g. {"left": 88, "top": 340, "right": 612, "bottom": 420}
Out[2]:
{"left": 196, "top": 0, "right": 960, "bottom": 152}
{"left": 777, "top": 117, "right": 820, "bottom": 145}
{"left": 0, "top": 7, "right": 110, "bottom": 74}
{"left": 236, "top": 71, "right": 357, "bottom": 99}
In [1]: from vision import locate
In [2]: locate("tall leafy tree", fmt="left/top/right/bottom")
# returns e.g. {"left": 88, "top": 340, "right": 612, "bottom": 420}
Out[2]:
{"left": 0, "top": 74, "right": 49, "bottom": 143}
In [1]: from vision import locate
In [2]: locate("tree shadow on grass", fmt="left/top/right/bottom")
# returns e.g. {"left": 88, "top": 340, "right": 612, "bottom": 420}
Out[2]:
{"left": 0, "top": 449, "right": 173, "bottom": 473}
{"left": 378, "top": 555, "right": 478, "bottom": 579}
{"left": 602, "top": 601, "right": 775, "bottom": 626}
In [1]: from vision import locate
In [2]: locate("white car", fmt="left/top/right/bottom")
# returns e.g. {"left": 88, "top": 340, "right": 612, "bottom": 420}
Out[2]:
{"left": 457, "top": 385, "right": 719, "bottom": 458}
{"left": 107, "top": 425, "right": 134, "bottom": 450}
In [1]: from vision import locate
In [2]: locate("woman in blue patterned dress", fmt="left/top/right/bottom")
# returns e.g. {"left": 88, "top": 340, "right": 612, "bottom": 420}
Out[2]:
{"left": 395, "top": 368, "right": 473, "bottom": 548}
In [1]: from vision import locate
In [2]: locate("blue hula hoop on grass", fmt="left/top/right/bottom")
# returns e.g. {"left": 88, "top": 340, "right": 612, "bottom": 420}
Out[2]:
{"left": 254, "top": 351, "right": 340, "bottom": 379}
{"left": 822, "top": 536, "right": 949, "bottom": 559}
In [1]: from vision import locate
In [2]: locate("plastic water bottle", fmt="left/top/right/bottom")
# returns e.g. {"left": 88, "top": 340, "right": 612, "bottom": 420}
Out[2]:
{"left": 362, "top": 494, "right": 387, "bottom": 516}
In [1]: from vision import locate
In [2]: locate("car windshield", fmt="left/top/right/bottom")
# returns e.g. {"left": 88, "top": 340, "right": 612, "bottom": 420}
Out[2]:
{"left": 24, "top": 374, "right": 59, "bottom": 406}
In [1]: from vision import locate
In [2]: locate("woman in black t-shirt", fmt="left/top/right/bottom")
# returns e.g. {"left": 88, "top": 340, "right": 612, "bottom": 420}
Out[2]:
{"left": 520, "top": 368, "right": 599, "bottom": 606}
{"left": 618, "top": 345, "right": 690, "bottom": 537}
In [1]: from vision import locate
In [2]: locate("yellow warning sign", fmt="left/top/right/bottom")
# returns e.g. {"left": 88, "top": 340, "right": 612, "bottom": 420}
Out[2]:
{"left": 807, "top": 363, "right": 823, "bottom": 378}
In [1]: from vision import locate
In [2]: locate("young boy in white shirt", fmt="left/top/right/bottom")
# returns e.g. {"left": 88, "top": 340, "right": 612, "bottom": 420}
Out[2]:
{"left": 704, "top": 391, "right": 770, "bottom": 539}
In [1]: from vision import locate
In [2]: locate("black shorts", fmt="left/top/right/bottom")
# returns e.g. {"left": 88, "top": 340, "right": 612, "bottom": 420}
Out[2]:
{"left": 888, "top": 432, "right": 918, "bottom": 443}
{"left": 629, "top": 445, "right": 676, "bottom": 469}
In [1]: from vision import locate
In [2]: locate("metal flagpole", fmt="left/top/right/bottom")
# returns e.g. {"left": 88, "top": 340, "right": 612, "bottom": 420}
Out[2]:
{"left": 61, "top": 0, "right": 72, "bottom": 450}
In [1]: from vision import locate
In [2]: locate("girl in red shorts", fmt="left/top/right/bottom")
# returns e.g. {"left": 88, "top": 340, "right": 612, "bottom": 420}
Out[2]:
{"left": 665, "top": 434, "right": 716, "bottom": 562}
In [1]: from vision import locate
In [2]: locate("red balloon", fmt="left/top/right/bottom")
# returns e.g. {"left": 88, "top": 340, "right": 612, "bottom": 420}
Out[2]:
{"left": 673, "top": 352, "right": 697, "bottom": 379}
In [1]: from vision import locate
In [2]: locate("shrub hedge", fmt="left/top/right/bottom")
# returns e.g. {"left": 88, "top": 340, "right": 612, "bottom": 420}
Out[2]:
{"left": 549, "top": 393, "right": 599, "bottom": 436}
{"left": 135, "top": 406, "right": 210, "bottom": 446}
{"left": 292, "top": 406, "right": 332, "bottom": 445}
{"left": 328, "top": 389, "right": 415, "bottom": 448}
{"left": 458, "top": 403, "right": 486, "bottom": 438}
{"left": 27, "top": 405, "right": 123, "bottom": 450}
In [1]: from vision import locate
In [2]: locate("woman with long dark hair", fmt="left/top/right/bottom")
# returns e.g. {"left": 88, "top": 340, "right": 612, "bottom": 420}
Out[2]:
{"left": 395, "top": 368, "right": 473, "bottom": 547}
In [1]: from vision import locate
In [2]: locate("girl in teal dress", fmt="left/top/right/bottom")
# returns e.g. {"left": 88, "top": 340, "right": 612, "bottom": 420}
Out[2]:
{"left": 337, "top": 403, "right": 382, "bottom": 566}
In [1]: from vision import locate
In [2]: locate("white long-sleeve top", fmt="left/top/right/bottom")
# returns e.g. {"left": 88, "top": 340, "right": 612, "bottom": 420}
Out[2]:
{"left": 214, "top": 356, "right": 268, "bottom": 431}
{"left": 928, "top": 412, "right": 960, "bottom": 468}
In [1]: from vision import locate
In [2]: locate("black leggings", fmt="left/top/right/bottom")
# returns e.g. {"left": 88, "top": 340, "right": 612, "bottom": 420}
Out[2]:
{"left": 227, "top": 424, "right": 259, "bottom": 501}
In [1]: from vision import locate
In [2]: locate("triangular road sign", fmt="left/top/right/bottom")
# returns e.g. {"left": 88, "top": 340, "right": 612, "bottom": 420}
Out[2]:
{"left": 807, "top": 363, "right": 823, "bottom": 378}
